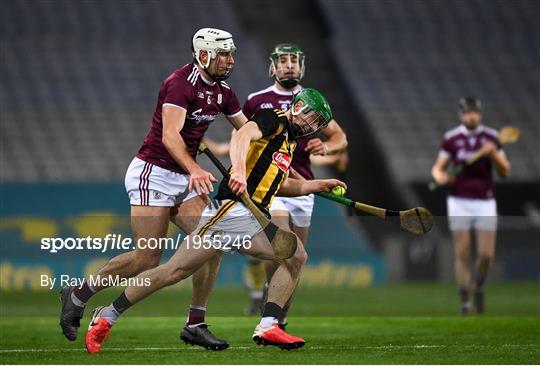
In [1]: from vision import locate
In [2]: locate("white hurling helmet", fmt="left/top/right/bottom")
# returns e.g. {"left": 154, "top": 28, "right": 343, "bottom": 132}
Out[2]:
{"left": 192, "top": 28, "right": 236, "bottom": 69}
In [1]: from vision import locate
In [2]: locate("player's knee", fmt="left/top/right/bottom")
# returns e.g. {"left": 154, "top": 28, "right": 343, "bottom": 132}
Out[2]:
{"left": 456, "top": 250, "right": 470, "bottom": 262}
{"left": 479, "top": 254, "right": 494, "bottom": 267}
{"left": 292, "top": 243, "right": 308, "bottom": 268}
{"left": 455, "top": 245, "right": 470, "bottom": 262}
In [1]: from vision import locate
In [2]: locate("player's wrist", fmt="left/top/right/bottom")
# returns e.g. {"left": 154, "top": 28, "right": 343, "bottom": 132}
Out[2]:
{"left": 323, "top": 143, "right": 329, "bottom": 156}
{"left": 231, "top": 165, "right": 246, "bottom": 178}
{"left": 304, "top": 180, "right": 319, "bottom": 195}
{"left": 185, "top": 161, "right": 202, "bottom": 174}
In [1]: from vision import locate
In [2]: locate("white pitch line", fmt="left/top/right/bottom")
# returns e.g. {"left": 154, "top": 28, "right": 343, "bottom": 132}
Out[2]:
{"left": 0, "top": 344, "right": 537, "bottom": 353}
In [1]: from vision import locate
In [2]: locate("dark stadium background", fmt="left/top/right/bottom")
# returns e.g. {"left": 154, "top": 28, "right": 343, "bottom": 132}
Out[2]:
{"left": 1, "top": 0, "right": 539, "bottom": 312}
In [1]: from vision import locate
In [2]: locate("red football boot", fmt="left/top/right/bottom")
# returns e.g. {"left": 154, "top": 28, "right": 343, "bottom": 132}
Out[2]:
{"left": 252, "top": 323, "right": 305, "bottom": 350}
{"left": 85, "top": 307, "right": 112, "bottom": 354}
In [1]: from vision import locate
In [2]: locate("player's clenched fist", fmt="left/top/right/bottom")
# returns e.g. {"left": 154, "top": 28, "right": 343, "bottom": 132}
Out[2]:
{"left": 308, "top": 179, "right": 347, "bottom": 194}
{"left": 189, "top": 166, "right": 218, "bottom": 195}
{"left": 478, "top": 141, "right": 498, "bottom": 159}
{"left": 305, "top": 138, "right": 329, "bottom": 156}
{"left": 433, "top": 170, "right": 450, "bottom": 186}
{"left": 229, "top": 172, "right": 247, "bottom": 196}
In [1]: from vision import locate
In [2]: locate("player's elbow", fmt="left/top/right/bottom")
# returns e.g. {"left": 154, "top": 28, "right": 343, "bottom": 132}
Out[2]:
{"left": 162, "top": 131, "right": 177, "bottom": 150}
{"left": 499, "top": 164, "right": 511, "bottom": 178}
{"left": 335, "top": 133, "right": 348, "bottom": 151}
{"left": 430, "top": 165, "right": 439, "bottom": 180}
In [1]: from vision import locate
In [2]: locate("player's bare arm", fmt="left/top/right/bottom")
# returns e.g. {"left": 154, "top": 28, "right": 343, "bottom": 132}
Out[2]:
{"left": 305, "top": 119, "right": 347, "bottom": 155}
{"left": 201, "top": 138, "right": 230, "bottom": 157}
{"left": 162, "top": 105, "right": 217, "bottom": 195}
{"left": 431, "top": 153, "right": 451, "bottom": 185}
{"left": 227, "top": 111, "right": 249, "bottom": 130}
{"left": 310, "top": 153, "right": 341, "bottom": 166}
{"left": 228, "top": 121, "right": 263, "bottom": 195}
{"left": 278, "top": 176, "right": 347, "bottom": 197}
{"left": 477, "top": 141, "right": 511, "bottom": 177}
{"left": 288, "top": 167, "right": 307, "bottom": 181}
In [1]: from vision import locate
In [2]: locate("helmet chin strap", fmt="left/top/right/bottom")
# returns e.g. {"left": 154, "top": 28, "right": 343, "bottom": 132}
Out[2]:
{"left": 201, "top": 64, "right": 230, "bottom": 82}
{"left": 204, "top": 67, "right": 224, "bottom": 82}
{"left": 198, "top": 53, "right": 232, "bottom": 82}
{"left": 277, "top": 77, "right": 299, "bottom": 89}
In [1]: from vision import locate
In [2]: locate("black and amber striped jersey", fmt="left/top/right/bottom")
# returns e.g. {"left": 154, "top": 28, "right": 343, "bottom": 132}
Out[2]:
{"left": 215, "top": 108, "right": 297, "bottom": 215}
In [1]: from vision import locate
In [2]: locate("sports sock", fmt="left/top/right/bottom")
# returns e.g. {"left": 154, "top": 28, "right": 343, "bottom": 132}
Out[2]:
{"left": 99, "top": 305, "right": 121, "bottom": 325}
{"left": 100, "top": 291, "right": 133, "bottom": 325}
{"left": 187, "top": 305, "right": 206, "bottom": 327}
{"left": 475, "top": 259, "right": 489, "bottom": 290}
{"left": 459, "top": 285, "right": 470, "bottom": 304}
{"left": 278, "top": 301, "right": 291, "bottom": 324}
{"left": 72, "top": 279, "right": 96, "bottom": 304}
{"left": 250, "top": 290, "right": 263, "bottom": 300}
{"left": 259, "top": 302, "right": 282, "bottom": 328}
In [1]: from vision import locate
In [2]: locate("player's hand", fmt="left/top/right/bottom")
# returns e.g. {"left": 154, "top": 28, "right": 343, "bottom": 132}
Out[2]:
{"left": 309, "top": 179, "right": 347, "bottom": 194}
{"left": 478, "top": 141, "right": 498, "bottom": 159}
{"left": 228, "top": 172, "right": 247, "bottom": 196}
{"left": 188, "top": 166, "right": 218, "bottom": 195}
{"left": 305, "top": 138, "right": 329, "bottom": 156}
{"left": 433, "top": 170, "right": 450, "bottom": 186}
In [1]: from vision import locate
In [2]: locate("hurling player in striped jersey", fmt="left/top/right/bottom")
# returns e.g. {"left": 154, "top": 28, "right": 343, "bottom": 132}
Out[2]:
{"left": 84, "top": 89, "right": 345, "bottom": 351}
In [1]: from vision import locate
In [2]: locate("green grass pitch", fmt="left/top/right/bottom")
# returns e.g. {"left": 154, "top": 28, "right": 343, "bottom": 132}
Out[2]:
{"left": 1, "top": 283, "right": 539, "bottom": 364}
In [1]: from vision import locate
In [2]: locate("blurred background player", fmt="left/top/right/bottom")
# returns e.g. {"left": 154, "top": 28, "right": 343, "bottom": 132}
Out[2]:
{"left": 431, "top": 97, "right": 510, "bottom": 315}
{"left": 242, "top": 44, "right": 348, "bottom": 320}
{"left": 60, "top": 27, "right": 247, "bottom": 350}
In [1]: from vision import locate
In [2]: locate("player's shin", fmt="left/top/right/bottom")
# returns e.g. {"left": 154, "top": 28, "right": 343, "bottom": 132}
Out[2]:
{"left": 265, "top": 242, "right": 307, "bottom": 308}
{"left": 191, "top": 253, "right": 223, "bottom": 305}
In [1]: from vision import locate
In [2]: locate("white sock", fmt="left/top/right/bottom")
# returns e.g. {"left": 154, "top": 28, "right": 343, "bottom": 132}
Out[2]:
{"left": 250, "top": 290, "right": 263, "bottom": 300}
{"left": 259, "top": 316, "right": 277, "bottom": 328}
{"left": 99, "top": 305, "right": 120, "bottom": 325}
{"left": 70, "top": 292, "right": 85, "bottom": 307}
{"left": 87, "top": 280, "right": 97, "bottom": 293}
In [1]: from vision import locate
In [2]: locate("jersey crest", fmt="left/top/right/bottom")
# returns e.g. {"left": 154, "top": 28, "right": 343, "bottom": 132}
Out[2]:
{"left": 272, "top": 151, "right": 292, "bottom": 172}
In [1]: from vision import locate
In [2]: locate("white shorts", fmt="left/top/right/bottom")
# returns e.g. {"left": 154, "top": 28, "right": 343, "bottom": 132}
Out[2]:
{"left": 125, "top": 157, "right": 199, "bottom": 207}
{"left": 192, "top": 199, "right": 263, "bottom": 252}
{"left": 270, "top": 194, "right": 315, "bottom": 228}
{"left": 447, "top": 196, "right": 497, "bottom": 231}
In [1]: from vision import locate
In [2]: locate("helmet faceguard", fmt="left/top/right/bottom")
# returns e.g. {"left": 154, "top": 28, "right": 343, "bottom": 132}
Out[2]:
{"left": 269, "top": 43, "right": 305, "bottom": 89}
{"left": 289, "top": 88, "right": 332, "bottom": 139}
{"left": 192, "top": 28, "right": 236, "bottom": 81}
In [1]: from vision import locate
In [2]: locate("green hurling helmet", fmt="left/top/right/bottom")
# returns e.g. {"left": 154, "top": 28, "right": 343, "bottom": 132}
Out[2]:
{"left": 269, "top": 43, "right": 305, "bottom": 89}
{"left": 290, "top": 88, "right": 332, "bottom": 139}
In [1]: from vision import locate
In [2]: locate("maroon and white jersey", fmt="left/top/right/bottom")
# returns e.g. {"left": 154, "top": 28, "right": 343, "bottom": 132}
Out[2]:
{"left": 440, "top": 124, "right": 501, "bottom": 199}
{"left": 137, "top": 63, "right": 242, "bottom": 173}
{"left": 243, "top": 85, "right": 314, "bottom": 180}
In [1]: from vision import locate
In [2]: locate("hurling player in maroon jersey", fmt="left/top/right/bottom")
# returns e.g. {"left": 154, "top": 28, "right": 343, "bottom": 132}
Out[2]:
{"left": 60, "top": 28, "right": 248, "bottom": 351}
{"left": 242, "top": 44, "right": 348, "bottom": 322}
{"left": 431, "top": 97, "right": 510, "bottom": 315}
